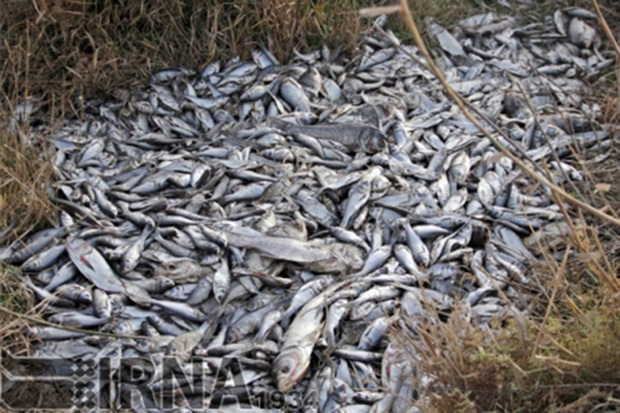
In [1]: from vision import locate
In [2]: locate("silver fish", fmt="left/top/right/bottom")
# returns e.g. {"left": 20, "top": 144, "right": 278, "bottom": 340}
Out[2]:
{"left": 21, "top": 244, "right": 66, "bottom": 272}
{"left": 65, "top": 236, "right": 126, "bottom": 294}
{"left": 212, "top": 257, "right": 231, "bottom": 304}
{"left": 120, "top": 225, "right": 152, "bottom": 273}
{"left": 280, "top": 77, "right": 311, "bottom": 112}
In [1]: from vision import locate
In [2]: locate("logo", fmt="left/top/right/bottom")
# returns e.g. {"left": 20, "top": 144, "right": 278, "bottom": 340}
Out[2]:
{"left": 0, "top": 350, "right": 307, "bottom": 411}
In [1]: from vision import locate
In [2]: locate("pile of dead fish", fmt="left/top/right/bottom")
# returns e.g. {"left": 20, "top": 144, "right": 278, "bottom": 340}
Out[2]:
{"left": 1, "top": 8, "right": 614, "bottom": 412}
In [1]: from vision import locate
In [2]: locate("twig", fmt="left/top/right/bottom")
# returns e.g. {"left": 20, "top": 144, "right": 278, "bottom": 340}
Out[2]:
{"left": 590, "top": 0, "right": 620, "bottom": 56}
{"left": 590, "top": 0, "right": 620, "bottom": 139}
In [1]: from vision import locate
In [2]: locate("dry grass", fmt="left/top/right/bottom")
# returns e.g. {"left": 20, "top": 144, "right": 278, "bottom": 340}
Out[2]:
{"left": 0, "top": 265, "right": 34, "bottom": 356}
{"left": 0, "top": 127, "right": 56, "bottom": 245}
{"left": 0, "top": 0, "right": 377, "bottom": 109}
{"left": 0, "top": 265, "right": 49, "bottom": 409}
{"left": 393, "top": 298, "right": 620, "bottom": 412}
{"left": 392, "top": 229, "right": 620, "bottom": 412}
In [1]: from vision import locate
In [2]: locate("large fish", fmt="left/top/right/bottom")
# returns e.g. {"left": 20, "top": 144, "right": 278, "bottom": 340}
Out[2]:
{"left": 221, "top": 230, "right": 365, "bottom": 274}
{"left": 268, "top": 117, "right": 390, "bottom": 152}
{"left": 65, "top": 236, "right": 126, "bottom": 293}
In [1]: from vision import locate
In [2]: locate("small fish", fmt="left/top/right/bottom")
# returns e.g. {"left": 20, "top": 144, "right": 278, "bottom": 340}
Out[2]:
{"left": 212, "top": 257, "right": 231, "bottom": 304}
{"left": 402, "top": 219, "right": 431, "bottom": 267}
{"left": 279, "top": 77, "right": 311, "bottom": 112}
{"left": 120, "top": 225, "right": 152, "bottom": 273}
{"left": 149, "top": 299, "right": 207, "bottom": 322}
{"left": 393, "top": 244, "right": 420, "bottom": 274}
{"left": 9, "top": 228, "right": 66, "bottom": 264}
{"left": 254, "top": 309, "right": 283, "bottom": 343}
{"left": 350, "top": 245, "right": 391, "bottom": 277}
{"left": 93, "top": 289, "right": 112, "bottom": 318}
{"left": 568, "top": 18, "right": 596, "bottom": 48}
{"left": 21, "top": 244, "right": 66, "bottom": 272}
{"left": 341, "top": 180, "right": 372, "bottom": 229}
{"left": 357, "top": 316, "right": 392, "bottom": 350}
{"left": 55, "top": 284, "right": 92, "bottom": 304}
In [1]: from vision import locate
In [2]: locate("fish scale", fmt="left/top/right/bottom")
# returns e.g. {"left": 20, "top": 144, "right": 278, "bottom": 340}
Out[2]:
{"left": 1, "top": 7, "right": 614, "bottom": 412}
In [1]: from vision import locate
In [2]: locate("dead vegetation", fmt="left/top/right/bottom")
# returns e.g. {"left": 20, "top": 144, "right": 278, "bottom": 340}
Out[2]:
{"left": 1, "top": 0, "right": 619, "bottom": 411}
{"left": 0, "top": 265, "right": 34, "bottom": 355}
{"left": 0, "top": 127, "right": 56, "bottom": 245}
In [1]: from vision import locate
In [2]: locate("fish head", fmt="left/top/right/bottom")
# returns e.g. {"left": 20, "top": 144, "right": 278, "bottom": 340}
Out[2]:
{"left": 125, "top": 285, "right": 151, "bottom": 307}
{"left": 37, "top": 271, "right": 53, "bottom": 284}
{"left": 359, "top": 128, "right": 392, "bottom": 152}
{"left": 167, "top": 341, "right": 182, "bottom": 356}
{"left": 226, "top": 327, "right": 242, "bottom": 343}
{"left": 48, "top": 314, "right": 64, "bottom": 324}
{"left": 147, "top": 315, "right": 162, "bottom": 326}
{"left": 96, "top": 305, "right": 112, "bottom": 319}
{"left": 120, "top": 260, "right": 134, "bottom": 274}
{"left": 164, "top": 286, "right": 182, "bottom": 299}
{"left": 394, "top": 244, "right": 408, "bottom": 255}
{"left": 78, "top": 289, "right": 93, "bottom": 304}
{"left": 109, "top": 294, "right": 126, "bottom": 314}
{"left": 109, "top": 250, "right": 124, "bottom": 261}
{"left": 272, "top": 346, "right": 310, "bottom": 393}
{"left": 157, "top": 260, "right": 201, "bottom": 279}
{"left": 449, "top": 168, "right": 465, "bottom": 183}
{"left": 371, "top": 175, "right": 391, "bottom": 193}
{"left": 160, "top": 277, "right": 176, "bottom": 290}
{"left": 27, "top": 327, "right": 41, "bottom": 339}
{"left": 65, "top": 236, "right": 89, "bottom": 254}
{"left": 214, "top": 289, "right": 227, "bottom": 304}
{"left": 113, "top": 321, "right": 132, "bottom": 334}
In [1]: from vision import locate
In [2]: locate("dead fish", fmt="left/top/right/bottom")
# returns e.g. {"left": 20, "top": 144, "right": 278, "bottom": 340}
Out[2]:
{"left": 7, "top": 8, "right": 606, "bottom": 410}
{"left": 280, "top": 77, "right": 311, "bottom": 112}
{"left": 427, "top": 18, "right": 468, "bottom": 59}
{"left": 65, "top": 236, "right": 126, "bottom": 294}
{"left": 568, "top": 18, "right": 596, "bottom": 49}
{"left": 268, "top": 117, "right": 389, "bottom": 152}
